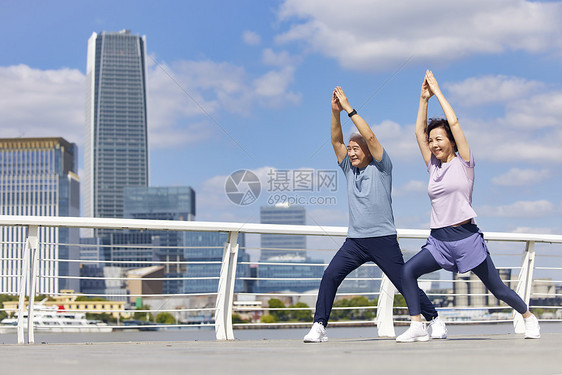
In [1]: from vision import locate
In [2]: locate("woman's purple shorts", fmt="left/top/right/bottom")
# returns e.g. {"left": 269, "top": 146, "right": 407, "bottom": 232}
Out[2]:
{"left": 423, "top": 223, "right": 488, "bottom": 273}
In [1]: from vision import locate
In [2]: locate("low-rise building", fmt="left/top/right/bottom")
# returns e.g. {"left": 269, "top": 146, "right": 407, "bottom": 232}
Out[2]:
{"left": 2, "top": 290, "right": 128, "bottom": 319}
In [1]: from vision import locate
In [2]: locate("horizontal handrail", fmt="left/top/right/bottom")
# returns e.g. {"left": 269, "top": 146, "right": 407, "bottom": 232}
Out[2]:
{"left": 1, "top": 215, "right": 562, "bottom": 243}
{"left": 1, "top": 215, "right": 561, "bottom": 344}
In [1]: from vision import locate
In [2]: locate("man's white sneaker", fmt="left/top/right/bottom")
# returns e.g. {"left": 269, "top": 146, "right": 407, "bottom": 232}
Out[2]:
{"left": 524, "top": 314, "right": 540, "bottom": 339}
{"left": 429, "top": 316, "right": 447, "bottom": 339}
{"left": 303, "top": 322, "right": 328, "bottom": 343}
{"left": 396, "top": 321, "right": 430, "bottom": 343}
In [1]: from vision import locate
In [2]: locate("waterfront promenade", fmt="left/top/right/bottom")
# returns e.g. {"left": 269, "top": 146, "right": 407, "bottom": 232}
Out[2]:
{"left": 1, "top": 324, "right": 560, "bottom": 375}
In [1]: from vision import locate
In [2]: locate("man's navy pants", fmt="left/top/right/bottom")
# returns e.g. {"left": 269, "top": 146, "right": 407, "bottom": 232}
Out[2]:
{"left": 313, "top": 235, "right": 438, "bottom": 326}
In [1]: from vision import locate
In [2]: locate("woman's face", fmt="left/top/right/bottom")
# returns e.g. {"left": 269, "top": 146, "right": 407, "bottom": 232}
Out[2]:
{"left": 428, "top": 127, "right": 455, "bottom": 162}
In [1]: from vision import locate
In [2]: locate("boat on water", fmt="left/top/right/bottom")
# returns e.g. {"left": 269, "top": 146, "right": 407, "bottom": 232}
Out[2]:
{"left": 0, "top": 304, "right": 113, "bottom": 333}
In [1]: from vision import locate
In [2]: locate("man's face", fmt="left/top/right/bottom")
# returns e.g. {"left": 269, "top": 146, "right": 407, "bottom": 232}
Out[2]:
{"left": 347, "top": 139, "right": 372, "bottom": 168}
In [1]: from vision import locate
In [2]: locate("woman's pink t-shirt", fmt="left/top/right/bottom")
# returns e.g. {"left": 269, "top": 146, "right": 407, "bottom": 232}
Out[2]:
{"left": 427, "top": 151, "right": 477, "bottom": 229}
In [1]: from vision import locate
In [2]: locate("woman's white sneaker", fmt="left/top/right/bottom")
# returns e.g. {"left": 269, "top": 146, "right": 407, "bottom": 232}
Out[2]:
{"left": 396, "top": 321, "right": 430, "bottom": 343}
{"left": 303, "top": 322, "right": 328, "bottom": 343}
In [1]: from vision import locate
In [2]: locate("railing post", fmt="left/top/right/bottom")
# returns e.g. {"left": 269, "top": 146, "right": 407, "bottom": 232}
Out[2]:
{"left": 17, "top": 225, "right": 39, "bottom": 344}
{"left": 27, "top": 227, "right": 40, "bottom": 345}
{"left": 375, "top": 273, "right": 396, "bottom": 337}
{"left": 214, "top": 231, "right": 239, "bottom": 340}
{"left": 513, "top": 240, "right": 536, "bottom": 333}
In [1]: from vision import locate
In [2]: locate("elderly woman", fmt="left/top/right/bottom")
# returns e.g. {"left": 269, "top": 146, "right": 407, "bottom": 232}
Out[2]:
{"left": 396, "top": 71, "right": 541, "bottom": 343}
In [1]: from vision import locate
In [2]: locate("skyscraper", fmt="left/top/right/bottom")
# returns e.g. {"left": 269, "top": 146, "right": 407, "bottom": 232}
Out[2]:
{"left": 121, "top": 186, "right": 196, "bottom": 293}
{"left": 183, "top": 231, "right": 249, "bottom": 294}
{"left": 257, "top": 204, "right": 324, "bottom": 293}
{"left": 84, "top": 30, "right": 148, "bottom": 229}
{"left": 0, "top": 137, "right": 80, "bottom": 293}
{"left": 260, "top": 203, "right": 306, "bottom": 259}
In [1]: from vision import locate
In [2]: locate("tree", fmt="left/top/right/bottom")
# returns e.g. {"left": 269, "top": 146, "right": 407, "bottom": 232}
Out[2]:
{"left": 232, "top": 313, "right": 250, "bottom": 324}
{"left": 262, "top": 299, "right": 313, "bottom": 322}
{"left": 393, "top": 295, "right": 407, "bottom": 316}
{"left": 288, "top": 302, "right": 312, "bottom": 322}
{"left": 349, "top": 296, "right": 376, "bottom": 320}
{"left": 530, "top": 308, "right": 543, "bottom": 318}
{"left": 330, "top": 296, "right": 377, "bottom": 321}
{"left": 133, "top": 305, "right": 154, "bottom": 322}
{"left": 155, "top": 312, "right": 176, "bottom": 324}
{"left": 260, "top": 314, "right": 276, "bottom": 323}
{"left": 331, "top": 298, "right": 350, "bottom": 321}
{"left": 76, "top": 296, "right": 108, "bottom": 302}
{"left": 86, "top": 312, "right": 117, "bottom": 324}
{"left": 267, "top": 298, "right": 289, "bottom": 321}
{"left": 0, "top": 294, "right": 18, "bottom": 321}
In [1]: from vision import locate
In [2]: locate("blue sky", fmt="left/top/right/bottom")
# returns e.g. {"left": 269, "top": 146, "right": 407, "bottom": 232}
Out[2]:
{"left": 1, "top": 0, "right": 561, "bottom": 268}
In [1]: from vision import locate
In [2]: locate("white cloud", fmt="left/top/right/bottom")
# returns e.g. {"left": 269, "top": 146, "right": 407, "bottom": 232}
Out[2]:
{"left": 341, "top": 77, "right": 562, "bottom": 165}
{"left": 444, "top": 73, "right": 562, "bottom": 163}
{"left": 149, "top": 120, "right": 215, "bottom": 149}
{"left": 477, "top": 200, "right": 556, "bottom": 218}
{"left": 149, "top": 58, "right": 301, "bottom": 136}
{"left": 242, "top": 30, "right": 261, "bottom": 46}
{"left": 196, "top": 166, "right": 276, "bottom": 222}
{"left": 511, "top": 227, "right": 556, "bottom": 235}
{"left": 0, "top": 64, "right": 85, "bottom": 144}
{"left": 252, "top": 66, "right": 301, "bottom": 108}
{"left": 466, "top": 118, "right": 562, "bottom": 163}
{"left": 500, "top": 91, "right": 562, "bottom": 129}
{"left": 368, "top": 120, "right": 418, "bottom": 160}
{"left": 440, "top": 75, "right": 562, "bottom": 134}
{"left": 262, "top": 48, "right": 300, "bottom": 67}
{"left": 343, "top": 119, "right": 420, "bottom": 161}
{"left": 0, "top": 56, "right": 302, "bottom": 151}
{"left": 446, "top": 75, "right": 545, "bottom": 107}
{"left": 154, "top": 59, "right": 253, "bottom": 116}
{"left": 276, "top": 0, "right": 562, "bottom": 71}
{"left": 491, "top": 168, "right": 550, "bottom": 186}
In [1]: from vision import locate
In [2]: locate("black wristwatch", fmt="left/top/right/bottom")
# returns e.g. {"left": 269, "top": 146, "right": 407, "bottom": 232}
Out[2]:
{"left": 347, "top": 109, "right": 357, "bottom": 117}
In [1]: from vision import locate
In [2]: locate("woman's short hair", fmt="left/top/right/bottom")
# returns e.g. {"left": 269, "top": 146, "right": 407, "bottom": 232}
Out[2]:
{"left": 426, "top": 118, "right": 457, "bottom": 152}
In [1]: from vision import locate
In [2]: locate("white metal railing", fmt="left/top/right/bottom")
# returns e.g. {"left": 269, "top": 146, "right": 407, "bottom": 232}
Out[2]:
{"left": 0, "top": 215, "right": 561, "bottom": 344}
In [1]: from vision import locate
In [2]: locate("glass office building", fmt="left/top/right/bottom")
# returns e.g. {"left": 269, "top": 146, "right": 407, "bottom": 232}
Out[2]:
{"left": 183, "top": 231, "right": 249, "bottom": 294}
{"left": 257, "top": 204, "right": 326, "bottom": 292}
{"left": 84, "top": 30, "right": 148, "bottom": 233}
{"left": 0, "top": 138, "right": 80, "bottom": 293}
{"left": 120, "top": 186, "right": 249, "bottom": 294}
{"left": 260, "top": 204, "right": 307, "bottom": 259}
{"left": 255, "top": 257, "right": 324, "bottom": 293}
{"left": 123, "top": 186, "right": 195, "bottom": 222}
{"left": 120, "top": 186, "right": 196, "bottom": 293}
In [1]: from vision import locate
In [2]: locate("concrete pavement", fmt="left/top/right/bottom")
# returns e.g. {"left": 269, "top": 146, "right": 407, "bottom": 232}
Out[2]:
{"left": 1, "top": 328, "right": 560, "bottom": 375}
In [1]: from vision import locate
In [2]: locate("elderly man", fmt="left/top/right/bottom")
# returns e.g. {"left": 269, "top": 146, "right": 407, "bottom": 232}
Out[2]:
{"left": 303, "top": 87, "right": 446, "bottom": 343}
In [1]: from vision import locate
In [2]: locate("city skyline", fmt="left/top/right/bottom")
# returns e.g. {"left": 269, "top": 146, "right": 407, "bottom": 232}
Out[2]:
{"left": 0, "top": 0, "right": 561, "bottom": 257}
